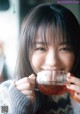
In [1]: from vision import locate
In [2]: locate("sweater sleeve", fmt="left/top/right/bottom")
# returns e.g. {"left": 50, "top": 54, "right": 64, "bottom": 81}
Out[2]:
{"left": 9, "top": 84, "right": 45, "bottom": 114}
{"left": 8, "top": 82, "right": 35, "bottom": 114}
{"left": 70, "top": 97, "right": 80, "bottom": 114}
{"left": 0, "top": 80, "right": 36, "bottom": 114}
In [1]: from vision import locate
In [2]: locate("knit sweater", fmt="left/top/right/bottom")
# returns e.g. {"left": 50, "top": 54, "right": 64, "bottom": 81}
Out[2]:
{"left": 0, "top": 80, "right": 80, "bottom": 114}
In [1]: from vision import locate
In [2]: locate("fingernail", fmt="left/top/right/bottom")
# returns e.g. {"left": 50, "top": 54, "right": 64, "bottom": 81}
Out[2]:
{"left": 70, "top": 73, "right": 74, "bottom": 77}
{"left": 67, "top": 73, "right": 74, "bottom": 79}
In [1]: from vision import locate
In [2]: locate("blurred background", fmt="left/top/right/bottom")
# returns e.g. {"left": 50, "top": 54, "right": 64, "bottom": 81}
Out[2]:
{"left": 0, "top": 0, "right": 80, "bottom": 83}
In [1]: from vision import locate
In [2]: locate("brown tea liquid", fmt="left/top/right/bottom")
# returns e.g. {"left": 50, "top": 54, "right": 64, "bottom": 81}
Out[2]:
{"left": 38, "top": 84, "right": 75, "bottom": 95}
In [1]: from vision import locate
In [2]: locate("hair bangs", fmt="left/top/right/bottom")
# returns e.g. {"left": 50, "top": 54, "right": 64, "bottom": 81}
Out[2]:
{"left": 32, "top": 21, "right": 70, "bottom": 48}
{"left": 28, "top": 8, "right": 72, "bottom": 51}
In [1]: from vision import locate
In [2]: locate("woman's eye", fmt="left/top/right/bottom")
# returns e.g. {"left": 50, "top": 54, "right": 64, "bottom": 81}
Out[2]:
{"left": 35, "top": 47, "right": 46, "bottom": 51}
{"left": 60, "top": 47, "right": 72, "bottom": 52}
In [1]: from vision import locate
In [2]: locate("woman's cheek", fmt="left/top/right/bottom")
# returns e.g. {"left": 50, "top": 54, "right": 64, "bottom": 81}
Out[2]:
{"left": 31, "top": 53, "right": 45, "bottom": 72}
{"left": 60, "top": 53, "right": 75, "bottom": 71}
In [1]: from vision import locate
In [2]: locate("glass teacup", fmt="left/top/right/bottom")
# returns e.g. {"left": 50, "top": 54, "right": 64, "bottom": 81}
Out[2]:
{"left": 36, "top": 70, "right": 74, "bottom": 95}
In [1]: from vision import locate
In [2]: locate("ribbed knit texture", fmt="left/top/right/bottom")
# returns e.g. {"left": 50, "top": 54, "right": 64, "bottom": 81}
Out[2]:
{"left": 8, "top": 82, "right": 33, "bottom": 114}
{"left": 0, "top": 80, "right": 45, "bottom": 114}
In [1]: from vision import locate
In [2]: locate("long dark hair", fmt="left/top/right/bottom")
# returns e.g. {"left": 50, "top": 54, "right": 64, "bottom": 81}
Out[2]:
{"left": 15, "top": 3, "right": 80, "bottom": 80}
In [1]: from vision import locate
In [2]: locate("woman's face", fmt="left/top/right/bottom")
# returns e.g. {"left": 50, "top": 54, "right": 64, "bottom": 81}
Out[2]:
{"left": 30, "top": 28, "right": 75, "bottom": 74}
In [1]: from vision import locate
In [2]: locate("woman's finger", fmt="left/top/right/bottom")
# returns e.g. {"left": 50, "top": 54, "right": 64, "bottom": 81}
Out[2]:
{"left": 67, "top": 84, "right": 80, "bottom": 94}
{"left": 15, "top": 74, "right": 35, "bottom": 86}
{"left": 21, "top": 90, "right": 35, "bottom": 95}
{"left": 16, "top": 82, "right": 32, "bottom": 90}
{"left": 28, "top": 74, "right": 36, "bottom": 85}
{"left": 71, "top": 92, "right": 80, "bottom": 103}
{"left": 15, "top": 77, "right": 30, "bottom": 85}
{"left": 67, "top": 74, "right": 80, "bottom": 86}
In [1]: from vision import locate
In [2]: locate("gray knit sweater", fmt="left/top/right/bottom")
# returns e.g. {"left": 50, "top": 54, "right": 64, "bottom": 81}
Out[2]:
{"left": 0, "top": 80, "right": 80, "bottom": 114}
{"left": 0, "top": 80, "right": 36, "bottom": 114}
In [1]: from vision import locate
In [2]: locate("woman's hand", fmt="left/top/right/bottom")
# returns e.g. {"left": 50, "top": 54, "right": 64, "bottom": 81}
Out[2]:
{"left": 15, "top": 74, "right": 36, "bottom": 102}
{"left": 67, "top": 73, "right": 80, "bottom": 102}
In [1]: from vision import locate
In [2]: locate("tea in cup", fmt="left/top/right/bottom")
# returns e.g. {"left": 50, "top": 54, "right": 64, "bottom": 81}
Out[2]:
{"left": 36, "top": 70, "right": 74, "bottom": 95}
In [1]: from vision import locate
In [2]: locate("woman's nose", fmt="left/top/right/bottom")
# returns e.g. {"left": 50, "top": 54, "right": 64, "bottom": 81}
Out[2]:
{"left": 45, "top": 50, "right": 60, "bottom": 68}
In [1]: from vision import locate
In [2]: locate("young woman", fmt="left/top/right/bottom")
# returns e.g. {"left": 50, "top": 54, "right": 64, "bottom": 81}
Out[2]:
{"left": 0, "top": 3, "right": 80, "bottom": 114}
